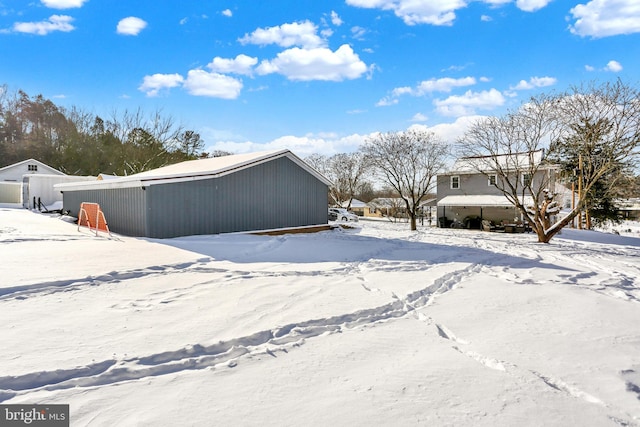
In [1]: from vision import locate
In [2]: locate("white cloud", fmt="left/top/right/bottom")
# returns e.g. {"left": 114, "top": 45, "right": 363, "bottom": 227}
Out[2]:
{"left": 351, "top": 26, "right": 367, "bottom": 39}
{"left": 604, "top": 60, "right": 623, "bottom": 72}
{"left": 391, "top": 86, "right": 414, "bottom": 97}
{"left": 409, "top": 115, "right": 487, "bottom": 142}
{"left": 117, "top": 17, "right": 147, "bottom": 36}
{"left": 320, "top": 28, "right": 334, "bottom": 38}
{"left": 41, "top": 0, "right": 87, "bottom": 8}
{"left": 222, "top": 9, "right": 233, "bottom": 17}
{"left": 13, "top": 15, "right": 74, "bottom": 35}
{"left": 183, "top": 70, "right": 243, "bottom": 99}
{"left": 239, "top": 21, "right": 326, "bottom": 49}
{"left": 205, "top": 116, "right": 486, "bottom": 157}
{"left": 481, "top": 15, "right": 492, "bottom": 22}
{"left": 345, "top": 0, "right": 555, "bottom": 25}
{"left": 411, "top": 113, "right": 429, "bottom": 122}
{"left": 585, "top": 60, "right": 623, "bottom": 72}
{"left": 515, "top": 0, "right": 552, "bottom": 12}
{"left": 376, "top": 98, "right": 399, "bottom": 107}
{"left": 377, "top": 77, "right": 476, "bottom": 106}
{"left": 416, "top": 76, "right": 476, "bottom": 94}
{"left": 346, "top": 0, "right": 466, "bottom": 26}
{"left": 331, "top": 11, "right": 343, "bottom": 26}
{"left": 207, "top": 54, "right": 258, "bottom": 76}
{"left": 138, "top": 73, "right": 184, "bottom": 97}
{"left": 510, "top": 76, "right": 557, "bottom": 90}
{"left": 205, "top": 132, "right": 372, "bottom": 158}
{"left": 569, "top": 0, "right": 640, "bottom": 38}
{"left": 256, "top": 44, "right": 368, "bottom": 82}
{"left": 434, "top": 88, "right": 505, "bottom": 116}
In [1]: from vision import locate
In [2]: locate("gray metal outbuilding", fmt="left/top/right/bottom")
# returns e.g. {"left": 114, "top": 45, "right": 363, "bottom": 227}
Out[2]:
{"left": 56, "top": 149, "right": 331, "bottom": 238}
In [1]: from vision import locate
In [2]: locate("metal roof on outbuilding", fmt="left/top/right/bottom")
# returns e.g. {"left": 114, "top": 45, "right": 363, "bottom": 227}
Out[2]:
{"left": 56, "top": 149, "right": 330, "bottom": 192}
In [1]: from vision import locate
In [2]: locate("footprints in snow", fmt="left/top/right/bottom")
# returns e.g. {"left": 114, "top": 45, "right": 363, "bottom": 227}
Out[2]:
{"left": 435, "top": 323, "right": 469, "bottom": 345}
{"left": 0, "top": 259, "right": 216, "bottom": 301}
{"left": 0, "top": 264, "right": 474, "bottom": 400}
{"left": 432, "top": 322, "right": 509, "bottom": 373}
{"left": 530, "top": 370, "right": 604, "bottom": 405}
{"left": 621, "top": 368, "right": 640, "bottom": 401}
{"left": 432, "top": 321, "right": 617, "bottom": 413}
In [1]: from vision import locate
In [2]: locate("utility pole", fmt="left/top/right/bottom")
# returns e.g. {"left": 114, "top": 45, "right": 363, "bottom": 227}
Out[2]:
{"left": 578, "top": 154, "right": 583, "bottom": 230}
{"left": 571, "top": 180, "right": 576, "bottom": 228}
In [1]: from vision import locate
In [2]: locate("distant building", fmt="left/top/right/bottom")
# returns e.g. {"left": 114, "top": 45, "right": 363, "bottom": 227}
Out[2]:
{"left": 367, "top": 197, "right": 436, "bottom": 223}
{"left": 0, "top": 158, "right": 65, "bottom": 182}
{"left": 339, "top": 199, "right": 377, "bottom": 217}
{"left": 436, "top": 151, "right": 562, "bottom": 229}
{"left": 617, "top": 198, "right": 640, "bottom": 221}
{"left": 0, "top": 159, "right": 65, "bottom": 204}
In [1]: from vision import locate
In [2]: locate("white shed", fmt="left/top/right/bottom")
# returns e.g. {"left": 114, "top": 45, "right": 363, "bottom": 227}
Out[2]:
{"left": 0, "top": 159, "right": 66, "bottom": 204}
{"left": 22, "top": 174, "right": 96, "bottom": 210}
{"left": 0, "top": 159, "right": 65, "bottom": 182}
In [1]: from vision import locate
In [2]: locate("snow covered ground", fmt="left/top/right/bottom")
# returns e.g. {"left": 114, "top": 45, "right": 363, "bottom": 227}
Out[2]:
{"left": 1, "top": 205, "right": 639, "bottom": 426}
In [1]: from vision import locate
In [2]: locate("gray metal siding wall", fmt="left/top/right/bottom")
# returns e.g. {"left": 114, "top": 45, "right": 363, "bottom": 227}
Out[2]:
{"left": 62, "top": 187, "right": 147, "bottom": 236}
{"left": 145, "top": 157, "right": 328, "bottom": 238}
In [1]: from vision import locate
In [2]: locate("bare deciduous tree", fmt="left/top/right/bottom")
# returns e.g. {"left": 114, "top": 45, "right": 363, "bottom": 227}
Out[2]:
{"left": 305, "top": 152, "right": 370, "bottom": 208}
{"left": 362, "top": 129, "right": 448, "bottom": 231}
{"left": 458, "top": 80, "right": 640, "bottom": 243}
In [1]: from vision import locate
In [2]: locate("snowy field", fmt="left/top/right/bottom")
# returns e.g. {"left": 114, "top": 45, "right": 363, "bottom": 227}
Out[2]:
{"left": 1, "top": 205, "right": 639, "bottom": 427}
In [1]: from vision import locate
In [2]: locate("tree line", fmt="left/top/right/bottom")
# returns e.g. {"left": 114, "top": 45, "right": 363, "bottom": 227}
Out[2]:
{"left": 3, "top": 81, "right": 639, "bottom": 243}
{"left": 0, "top": 86, "right": 206, "bottom": 176}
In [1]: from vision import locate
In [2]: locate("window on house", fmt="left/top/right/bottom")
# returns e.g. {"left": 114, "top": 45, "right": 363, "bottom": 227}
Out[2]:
{"left": 522, "top": 173, "right": 531, "bottom": 187}
{"left": 450, "top": 175, "right": 460, "bottom": 189}
{"left": 488, "top": 174, "right": 497, "bottom": 186}
{"left": 28, "top": 164, "right": 38, "bottom": 172}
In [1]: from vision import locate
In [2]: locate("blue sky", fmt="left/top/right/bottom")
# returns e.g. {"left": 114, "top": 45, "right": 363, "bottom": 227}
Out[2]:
{"left": 1, "top": 0, "right": 639, "bottom": 157}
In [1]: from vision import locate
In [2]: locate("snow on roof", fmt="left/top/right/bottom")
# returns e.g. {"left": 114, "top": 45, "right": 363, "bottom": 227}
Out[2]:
{"left": 97, "top": 173, "right": 119, "bottom": 180}
{"left": 0, "top": 158, "right": 66, "bottom": 176}
{"left": 437, "top": 194, "right": 534, "bottom": 207}
{"left": 56, "top": 149, "right": 331, "bottom": 191}
{"left": 340, "top": 199, "right": 367, "bottom": 208}
{"left": 449, "top": 150, "right": 545, "bottom": 174}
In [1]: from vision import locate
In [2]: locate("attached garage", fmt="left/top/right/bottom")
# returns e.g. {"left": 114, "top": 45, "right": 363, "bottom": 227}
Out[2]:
{"left": 57, "top": 149, "right": 331, "bottom": 238}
